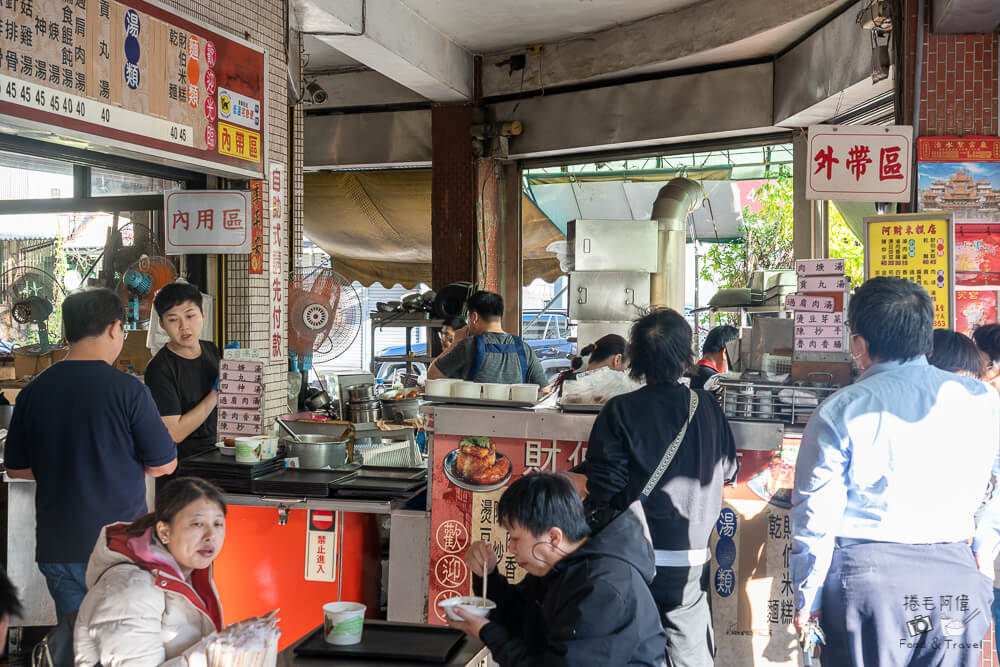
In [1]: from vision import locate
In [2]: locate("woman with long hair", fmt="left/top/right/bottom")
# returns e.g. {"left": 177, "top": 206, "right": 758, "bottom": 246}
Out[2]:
{"left": 74, "top": 477, "right": 227, "bottom": 666}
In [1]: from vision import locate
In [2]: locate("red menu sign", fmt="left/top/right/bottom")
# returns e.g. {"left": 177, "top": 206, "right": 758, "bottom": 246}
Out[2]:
{"left": 428, "top": 433, "right": 587, "bottom": 625}
{"left": 0, "top": 0, "right": 265, "bottom": 176}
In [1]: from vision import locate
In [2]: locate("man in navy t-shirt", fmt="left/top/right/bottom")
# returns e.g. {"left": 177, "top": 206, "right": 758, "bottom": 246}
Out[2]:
{"left": 5, "top": 288, "right": 177, "bottom": 619}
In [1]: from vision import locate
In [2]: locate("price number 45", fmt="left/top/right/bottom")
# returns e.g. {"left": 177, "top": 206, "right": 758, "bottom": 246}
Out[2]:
{"left": 169, "top": 126, "right": 188, "bottom": 142}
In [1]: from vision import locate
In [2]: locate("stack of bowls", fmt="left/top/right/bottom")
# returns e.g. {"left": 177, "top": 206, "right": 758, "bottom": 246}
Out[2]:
{"left": 346, "top": 383, "right": 381, "bottom": 424}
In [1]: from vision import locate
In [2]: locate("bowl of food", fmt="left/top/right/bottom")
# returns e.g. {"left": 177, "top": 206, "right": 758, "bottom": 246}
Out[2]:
{"left": 443, "top": 436, "right": 512, "bottom": 492}
{"left": 437, "top": 596, "right": 496, "bottom": 621}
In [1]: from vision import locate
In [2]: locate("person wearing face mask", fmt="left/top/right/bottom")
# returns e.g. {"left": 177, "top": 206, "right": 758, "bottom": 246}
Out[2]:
{"left": 791, "top": 277, "right": 1000, "bottom": 666}
{"left": 74, "top": 477, "right": 227, "bottom": 667}
{"left": 447, "top": 473, "right": 666, "bottom": 667}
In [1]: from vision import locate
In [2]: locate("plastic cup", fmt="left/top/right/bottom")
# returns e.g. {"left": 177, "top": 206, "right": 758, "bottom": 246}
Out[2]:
{"left": 323, "top": 601, "right": 367, "bottom": 645}
{"left": 452, "top": 381, "right": 483, "bottom": 399}
{"left": 482, "top": 384, "right": 510, "bottom": 401}
{"left": 258, "top": 436, "right": 279, "bottom": 460}
{"left": 510, "top": 384, "right": 539, "bottom": 403}
{"left": 234, "top": 437, "right": 262, "bottom": 464}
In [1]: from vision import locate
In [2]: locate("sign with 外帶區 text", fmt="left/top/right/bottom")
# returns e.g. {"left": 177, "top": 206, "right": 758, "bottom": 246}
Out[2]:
{"left": 864, "top": 213, "right": 955, "bottom": 329}
{"left": 807, "top": 125, "right": 912, "bottom": 202}
{"left": 164, "top": 190, "right": 251, "bottom": 254}
{"left": 0, "top": 0, "right": 265, "bottom": 176}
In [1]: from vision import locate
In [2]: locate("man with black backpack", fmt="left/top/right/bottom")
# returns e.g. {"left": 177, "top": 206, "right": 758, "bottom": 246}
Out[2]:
{"left": 427, "top": 290, "right": 548, "bottom": 388}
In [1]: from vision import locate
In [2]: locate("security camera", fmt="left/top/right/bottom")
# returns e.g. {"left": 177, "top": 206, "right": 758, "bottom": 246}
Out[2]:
{"left": 305, "top": 81, "right": 328, "bottom": 105}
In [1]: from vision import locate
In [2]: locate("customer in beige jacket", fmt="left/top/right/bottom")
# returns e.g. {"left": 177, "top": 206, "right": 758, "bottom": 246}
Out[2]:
{"left": 74, "top": 478, "right": 227, "bottom": 667}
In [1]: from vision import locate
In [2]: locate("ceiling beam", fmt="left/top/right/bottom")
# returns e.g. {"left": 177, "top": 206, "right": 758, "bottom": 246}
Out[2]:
{"left": 300, "top": 0, "right": 473, "bottom": 101}
{"left": 305, "top": 70, "right": 427, "bottom": 109}
{"left": 481, "top": 0, "right": 851, "bottom": 98}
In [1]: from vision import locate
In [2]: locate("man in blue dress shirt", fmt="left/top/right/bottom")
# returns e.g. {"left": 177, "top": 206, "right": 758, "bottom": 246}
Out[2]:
{"left": 791, "top": 276, "right": 1000, "bottom": 666}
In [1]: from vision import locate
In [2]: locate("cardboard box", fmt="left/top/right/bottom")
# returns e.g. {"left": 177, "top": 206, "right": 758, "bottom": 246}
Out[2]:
{"left": 14, "top": 346, "right": 69, "bottom": 378}
{"left": 115, "top": 329, "right": 152, "bottom": 374}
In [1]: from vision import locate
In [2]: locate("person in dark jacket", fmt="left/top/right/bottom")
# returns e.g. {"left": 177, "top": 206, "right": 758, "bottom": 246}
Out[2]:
{"left": 583, "top": 309, "right": 738, "bottom": 667}
{"left": 688, "top": 324, "right": 738, "bottom": 390}
{"left": 447, "top": 473, "right": 666, "bottom": 667}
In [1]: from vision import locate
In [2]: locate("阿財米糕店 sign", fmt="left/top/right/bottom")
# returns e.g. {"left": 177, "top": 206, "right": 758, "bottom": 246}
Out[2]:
{"left": 164, "top": 190, "right": 251, "bottom": 254}
{"left": 864, "top": 213, "right": 955, "bottom": 329}
{"left": 807, "top": 125, "right": 912, "bottom": 202}
{"left": 0, "top": 0, "right": 265, "bottom": 178}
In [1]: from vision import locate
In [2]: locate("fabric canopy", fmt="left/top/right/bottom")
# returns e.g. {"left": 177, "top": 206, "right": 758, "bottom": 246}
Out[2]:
{"left": 304, "top": 170, "right": 563, "bottom": 288}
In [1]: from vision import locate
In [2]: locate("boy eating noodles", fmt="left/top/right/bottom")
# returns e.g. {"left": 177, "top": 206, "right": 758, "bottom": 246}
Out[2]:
{"left": 448, "top": 473, "right": 666, "bottom": 666}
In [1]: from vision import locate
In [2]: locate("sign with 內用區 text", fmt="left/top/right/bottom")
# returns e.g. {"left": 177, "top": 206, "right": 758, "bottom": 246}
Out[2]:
{"left": 164, "top": 190, "right": 251, "bottom": 254}
{"left": 0, "top": 0, "right": 265, "bottom": 177}
{"left": 865, "top": 213, "right": 955, "bottom": 329}
{"left": 807, "top": 125, "right": 912, "bottom": 202}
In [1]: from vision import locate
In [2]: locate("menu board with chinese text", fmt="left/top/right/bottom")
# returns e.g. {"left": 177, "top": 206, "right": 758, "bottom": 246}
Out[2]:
{"left": 865, "top": 214, "right": 955, "bottom": 329}
{"left": 0, "top": 0, "right": 265, "bottom": 176}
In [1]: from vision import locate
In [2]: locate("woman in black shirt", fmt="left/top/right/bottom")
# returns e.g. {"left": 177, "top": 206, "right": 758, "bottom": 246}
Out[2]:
{"left": 583, "top": 309, "right": 738, "bottom": 667}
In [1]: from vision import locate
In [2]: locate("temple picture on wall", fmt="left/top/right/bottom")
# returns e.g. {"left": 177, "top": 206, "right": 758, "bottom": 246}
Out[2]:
{"left": 919, "top": 164, "right": 1000, "bottom": 223}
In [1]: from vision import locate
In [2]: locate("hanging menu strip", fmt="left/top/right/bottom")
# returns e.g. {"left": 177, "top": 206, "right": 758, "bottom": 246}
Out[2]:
{"left": 0, "top": 72, "right": 192, "bottom": 146}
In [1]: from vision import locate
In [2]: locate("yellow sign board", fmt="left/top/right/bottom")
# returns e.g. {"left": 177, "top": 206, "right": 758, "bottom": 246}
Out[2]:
{"left": 864, "top": 213, "right": 955, "bottom": 329}
{"left": 217, "top": 121, "right": 261, "bottom": 163}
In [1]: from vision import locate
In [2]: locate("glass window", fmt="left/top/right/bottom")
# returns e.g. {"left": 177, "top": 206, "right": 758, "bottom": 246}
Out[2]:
{"left": 91, "top": 167, "right": 183, "bottom": 197}
{"left": 0, "top": 150, "right": 74, "bottom": 199}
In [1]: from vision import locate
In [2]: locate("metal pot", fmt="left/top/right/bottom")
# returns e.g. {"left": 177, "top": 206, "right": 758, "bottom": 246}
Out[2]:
{"left": 281, "top": 434, "right": 350, "bottom": 469}
{"left": 348, "top": 400, "right": 382, "bottom": 424}
{"left": 379, "top": 397, "right": 421, "bottom": 422}
{"left": 347, "top": 383, "right": 377, "bottom": 402}
{"left": 305, "top": 390, "right": 333, "bottom": 412}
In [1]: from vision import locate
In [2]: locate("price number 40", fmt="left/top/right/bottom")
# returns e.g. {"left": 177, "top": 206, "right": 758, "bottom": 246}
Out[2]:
{"left": 169, "top": 126, "right": 188, "bottom": 142}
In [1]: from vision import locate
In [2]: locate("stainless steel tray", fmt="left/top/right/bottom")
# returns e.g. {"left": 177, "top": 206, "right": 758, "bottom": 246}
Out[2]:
{"left": 558, "top": 402, "right": 605, "bottom": 413}
{"left": 424, "top": 396, "right": 536, "bottom": 409}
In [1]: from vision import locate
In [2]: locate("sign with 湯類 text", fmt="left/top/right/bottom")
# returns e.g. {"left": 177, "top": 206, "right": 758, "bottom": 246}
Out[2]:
{"left": 807, "top": 125, "right": 912, "bottom": 202}
{"left": 0, "top": 0, "right": 265, "bottom": 176}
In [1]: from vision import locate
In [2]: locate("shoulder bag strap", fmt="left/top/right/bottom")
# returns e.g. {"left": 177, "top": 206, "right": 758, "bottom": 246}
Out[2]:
{"left": 467, "top": 335, "right": 486, "bottom": 381}
{"left": 510, "top": 336, "right": 529, "bottom": 384}
{"left": 640, "top": 389, "right": 699, "bottom": 499}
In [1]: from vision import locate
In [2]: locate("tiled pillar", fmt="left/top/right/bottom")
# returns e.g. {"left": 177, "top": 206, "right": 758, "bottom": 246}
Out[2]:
{"left": 166, "top": 0, "right": 297, "bottom": 421}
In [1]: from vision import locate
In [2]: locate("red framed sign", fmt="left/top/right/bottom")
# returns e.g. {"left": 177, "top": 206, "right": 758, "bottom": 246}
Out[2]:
{"left": 0, "top": 0, "right": 265, "bottom": 177}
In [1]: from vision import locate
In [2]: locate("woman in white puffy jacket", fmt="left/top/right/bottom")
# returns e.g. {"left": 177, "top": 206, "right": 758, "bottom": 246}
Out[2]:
{"left": 74, "top": 477, "right": 227, "bottom": 667}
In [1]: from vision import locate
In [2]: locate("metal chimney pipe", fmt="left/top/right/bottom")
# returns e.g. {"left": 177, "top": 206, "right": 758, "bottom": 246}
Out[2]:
{"left": 649, "top": 177, "right": 702, "bottom": 311}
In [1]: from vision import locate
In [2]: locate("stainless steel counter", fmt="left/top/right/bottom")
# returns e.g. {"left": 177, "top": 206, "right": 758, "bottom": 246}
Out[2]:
{"left": 4, "top": 477, "right": 55, "bottom": 627}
